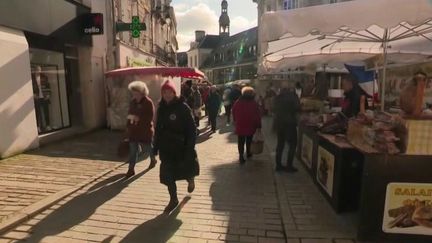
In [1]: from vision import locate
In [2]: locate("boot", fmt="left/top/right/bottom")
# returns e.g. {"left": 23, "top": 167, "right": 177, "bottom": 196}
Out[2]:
{"left": 285, "top": 166, "right": 298, "bottom": 173}
{"left": 239, "top": 155, "right": 246, "bottom": 164}
{"left": 125, "top": 169, "right": 135, "bottom": 178}
{"left": 187, "top": 178, "right": 195, "bottom": 193}
{"left": 164, "top": 198, "right": 179, "bottom": 213}
{"left": 148, "top": 158, "right": 157, "bottom": 169}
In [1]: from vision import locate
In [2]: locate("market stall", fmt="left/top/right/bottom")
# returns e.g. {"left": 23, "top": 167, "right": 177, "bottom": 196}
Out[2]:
{"left": 259, "top": 0, "right": 432, "bottom": 241}
{"left": 104, "top": 66, "right": 205, "bottom": 129}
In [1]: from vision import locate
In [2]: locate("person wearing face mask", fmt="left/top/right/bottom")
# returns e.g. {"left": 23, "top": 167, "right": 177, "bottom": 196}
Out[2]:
{"left": 124, "top": 81, "right": 157, "bottom": 178}
{"left": 153, "top": 80, "right": 200, "bottom": 213}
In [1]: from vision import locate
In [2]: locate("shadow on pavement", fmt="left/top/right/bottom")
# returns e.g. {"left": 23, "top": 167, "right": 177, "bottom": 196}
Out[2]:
{"left": 196, "top": 131, "right": 212, "bottom": 144}
{"left": 27, "top": 130, "right": 124, "bottom": 162}
{"left": 209, "top": 148, "right": 280, "bottom": 241}
{"left": 17, "top": 168, "right": 153, "bottom": 243}
{"left": 115, "top": 196, "right": 190, "bottom": 243}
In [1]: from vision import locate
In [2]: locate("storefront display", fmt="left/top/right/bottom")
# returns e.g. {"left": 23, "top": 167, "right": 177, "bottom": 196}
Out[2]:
{"left": 30, "top": 48, "right": 70, "bottom": 134}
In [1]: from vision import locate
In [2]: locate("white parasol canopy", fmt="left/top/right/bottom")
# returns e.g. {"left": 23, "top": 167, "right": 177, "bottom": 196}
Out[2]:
{"left": 259, "top": 0, "right": 432, "bottom": 110}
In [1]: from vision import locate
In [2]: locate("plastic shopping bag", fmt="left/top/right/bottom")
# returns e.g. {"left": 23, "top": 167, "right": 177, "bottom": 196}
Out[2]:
{"left": 250, "top": 130, "right": 264, "bottom": 155}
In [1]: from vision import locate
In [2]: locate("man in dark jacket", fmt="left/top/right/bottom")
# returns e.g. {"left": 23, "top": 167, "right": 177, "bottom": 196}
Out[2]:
{"left": 273, "top": 87, "right": 301, "bottom": 172}
{"left": 32, "top": 66, "right": 51, "bottom": 132}
{"left": 207, "top": 86, "right": 222, "bottom": 133}
{"left": 229, "top": 84, "right": 242, "bottom": 105}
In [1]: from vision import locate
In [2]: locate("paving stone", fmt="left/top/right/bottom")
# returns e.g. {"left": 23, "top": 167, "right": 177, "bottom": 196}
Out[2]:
{"left": 301, "top": 239, "right": 333, "bottom": 243}
{"left": 266, "top": 230, "right": 284, "bottom": 238}
{"left": 286, "top": 239, "right": 301, "bottom": 243}
{"left": 0, "top": 119, "right": 359, "bottom": 243}
{"left": 335, "top": 240, "right": 356, "bottom": 243}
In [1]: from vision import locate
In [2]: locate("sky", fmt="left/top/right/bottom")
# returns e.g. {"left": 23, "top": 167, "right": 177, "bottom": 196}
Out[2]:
{"left": 172, "top": 0, "right": 258, "bottom": 52}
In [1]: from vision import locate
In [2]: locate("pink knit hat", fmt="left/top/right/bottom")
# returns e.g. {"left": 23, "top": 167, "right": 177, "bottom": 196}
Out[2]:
{"left": 161, "top": 80, "right": 176, "bottom": 94}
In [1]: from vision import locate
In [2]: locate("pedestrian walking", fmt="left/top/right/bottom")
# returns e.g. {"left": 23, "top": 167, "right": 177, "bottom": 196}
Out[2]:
{"left": 201, "top": 83, "right": 210, "bottom": 116}
{"left": 153, "top": 80, "right": 200, "bottom": 213}
{"left": 192, "top": 84, "right": 202, "bottom": 127}
{"left": 124, "top": 81, "right": 157, "bottom": 178}
{"left": 207, "top": 86, "right": 222, "bottom": 133}
{"left": 232, "top": 87, "right": 262, "bottom": 164}
{"left": 223, "top": 87, "right": 232, "bottom": 123}
{"left": 229, "top": 84, "right": 242, "bottom": 105}
{"left": 273, "top": 87, "right": 301, "bottom": 172}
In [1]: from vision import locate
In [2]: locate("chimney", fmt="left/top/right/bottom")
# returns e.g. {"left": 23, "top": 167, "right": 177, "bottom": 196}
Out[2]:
{"left": 195, "top": 30, "right": 206, "bottom": 42}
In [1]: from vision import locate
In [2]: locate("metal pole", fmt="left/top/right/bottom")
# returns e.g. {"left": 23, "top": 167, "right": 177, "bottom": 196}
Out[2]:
{"left": 381, "top": 28, "right": 389, "bottom": 111}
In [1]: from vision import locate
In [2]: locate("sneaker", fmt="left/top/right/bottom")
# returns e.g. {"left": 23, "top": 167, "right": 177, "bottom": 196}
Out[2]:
{"left": 164, "top": 199, "right": 179, "bottom": 213}
{"left": 125, "top": 169, "right": 135, "bottom": 178}
{"left": 285, "top": 166, "right": 299, "bottom": 173}
{"left": 187, "top": 178, "right": 195, "bottom": 193}
{"left": 149, "top": 159, "right": 157, "bottom": 169}
{"left": 239, "top": 156, "right": 246, "bottom": 164}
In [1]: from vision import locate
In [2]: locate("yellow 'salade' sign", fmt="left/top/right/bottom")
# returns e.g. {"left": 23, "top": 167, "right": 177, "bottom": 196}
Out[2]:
{"left": 394, "top": 188, "right": 432, "bottom": 197}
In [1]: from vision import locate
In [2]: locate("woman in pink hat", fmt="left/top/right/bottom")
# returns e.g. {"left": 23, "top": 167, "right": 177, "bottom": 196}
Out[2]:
{"left": 153, "top": 80, "right": 200, "bottom": 213}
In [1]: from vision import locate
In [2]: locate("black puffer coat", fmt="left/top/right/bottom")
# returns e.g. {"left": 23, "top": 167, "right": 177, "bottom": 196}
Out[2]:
{"left": 153, "top": 97, "right": 199, "bottom": 185}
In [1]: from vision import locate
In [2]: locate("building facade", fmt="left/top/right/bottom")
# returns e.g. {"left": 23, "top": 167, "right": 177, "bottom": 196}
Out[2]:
{"left": 0, "top": 0, "right": 179, "bottom": 158}
{"left": 0, "top": 0, "right": 108, "bottom": 158}
{"left": 201, "top": 27, "right": 258, "bottom": 84}
{"left": 112, "top": 0, "right": 178, "bottom": 68}
{"left": 187, "top": 0, "right": 258, "bottom": 84}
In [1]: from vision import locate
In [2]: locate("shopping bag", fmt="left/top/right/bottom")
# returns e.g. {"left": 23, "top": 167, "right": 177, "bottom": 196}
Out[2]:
{"left": 250, "top": 130, "right": 264, "bottom": 155}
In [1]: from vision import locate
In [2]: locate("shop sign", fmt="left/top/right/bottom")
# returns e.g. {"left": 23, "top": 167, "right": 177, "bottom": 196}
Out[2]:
{"left": 383, "top": 183, "right": 432, "bottom": 236}
{"left": 301, "top": 135, "right": 313, "bottom": 169}
{"left": 82, "top": 13, "right": 104, "bottom": 35}
{"left": 316, "top": 146, "right": 335, "bottom": 197}
{"left": 126, "top": 56, "right": 155, "bottom": 67}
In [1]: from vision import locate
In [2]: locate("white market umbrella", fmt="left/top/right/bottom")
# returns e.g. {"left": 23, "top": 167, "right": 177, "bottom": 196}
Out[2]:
{"left": 259, "top": 0, "right": 432, "bottom": 110}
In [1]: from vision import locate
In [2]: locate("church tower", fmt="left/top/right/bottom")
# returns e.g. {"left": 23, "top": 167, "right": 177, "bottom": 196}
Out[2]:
{"left": 219, "top": 0, "right": 230, "bottom": 37}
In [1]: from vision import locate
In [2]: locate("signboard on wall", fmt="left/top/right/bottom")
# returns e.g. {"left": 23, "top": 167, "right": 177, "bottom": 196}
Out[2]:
{"left": 126, "top": 56, "right": 156, "bottom": 67}
{"left": 316, "top": 146, "right": 335, "bottom": 197}
{"left": 383, "top": 183, "right": 432, "bottom": 236}
{"left": 82, "top": 13, "right": 103, "bottom": 35}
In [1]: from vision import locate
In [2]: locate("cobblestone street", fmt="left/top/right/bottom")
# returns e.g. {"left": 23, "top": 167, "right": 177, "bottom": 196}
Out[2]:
{"left": 0, "top": 119, "right": 388, "bottom": 243}
{"left": 0, "top": 131, "right": 122, "bottom": 225}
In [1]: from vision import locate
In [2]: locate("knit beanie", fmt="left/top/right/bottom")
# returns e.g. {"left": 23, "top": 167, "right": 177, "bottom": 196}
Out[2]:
{"left": 161, "top": 80, "right": 177, "bottom": 94}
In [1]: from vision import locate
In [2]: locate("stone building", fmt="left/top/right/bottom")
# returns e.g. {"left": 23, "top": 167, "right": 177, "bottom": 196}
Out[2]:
{"left": 187, "top": 0, "right": 258, "bottom": 84}
{"left": 112, "top": 0, "right": 178, "bottom": 68}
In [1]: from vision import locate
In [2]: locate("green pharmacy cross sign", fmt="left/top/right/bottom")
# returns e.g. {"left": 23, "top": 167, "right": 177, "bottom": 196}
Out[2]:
{"left": 116, "top": 16, "right": 146, "bottom": 38}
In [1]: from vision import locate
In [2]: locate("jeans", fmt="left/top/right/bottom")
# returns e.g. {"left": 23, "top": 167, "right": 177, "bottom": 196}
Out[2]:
{"left": 128, "top": 142, "right": 155, "bottom": 171}
{"left": 35, "top": 98, "right": 50, "bottom": 130}
{"left": 275, "top": 126, "right": 298, "bottom": 168}
{"left": 238, "top": 135, "right": 253, "bottom": 158}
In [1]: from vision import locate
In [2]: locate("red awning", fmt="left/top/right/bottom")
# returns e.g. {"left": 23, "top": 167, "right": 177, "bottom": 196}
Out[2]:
{"left": 105, "top": 67, "right": 206, "bottom": 79}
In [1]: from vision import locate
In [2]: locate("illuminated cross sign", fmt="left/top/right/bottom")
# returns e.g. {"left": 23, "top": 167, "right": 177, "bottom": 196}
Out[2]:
{"left": 116, "top": 16, "right": 146, "bottom": 38}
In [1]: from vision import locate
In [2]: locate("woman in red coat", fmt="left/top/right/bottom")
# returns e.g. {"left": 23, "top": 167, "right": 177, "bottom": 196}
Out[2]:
{"left": 232, "top": 87, "right": 262, "bottom": 164}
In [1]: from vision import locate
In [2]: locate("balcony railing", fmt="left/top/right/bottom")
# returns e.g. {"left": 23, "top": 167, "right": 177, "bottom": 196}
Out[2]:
{"left": 154, "top": 45, "right": 176, "bottom": 65}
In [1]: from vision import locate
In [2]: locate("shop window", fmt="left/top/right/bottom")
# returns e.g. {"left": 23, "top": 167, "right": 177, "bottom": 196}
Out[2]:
{"left": 30, "top": 48, "right": 70, "bottom": 134}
